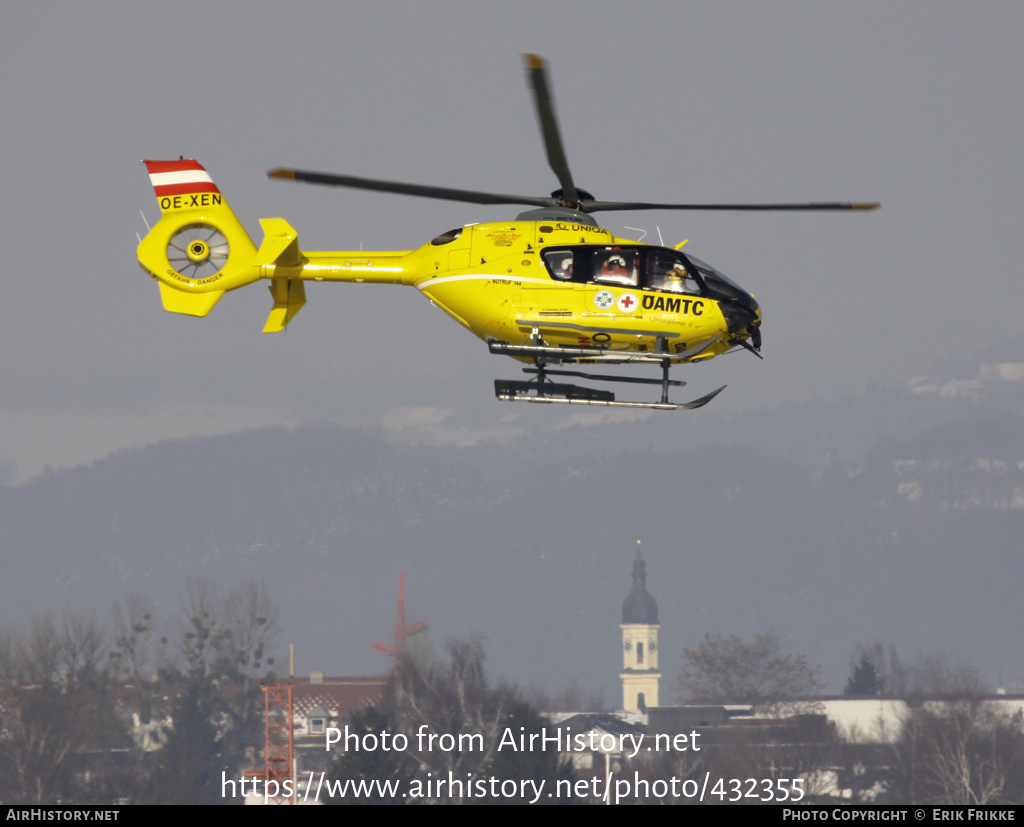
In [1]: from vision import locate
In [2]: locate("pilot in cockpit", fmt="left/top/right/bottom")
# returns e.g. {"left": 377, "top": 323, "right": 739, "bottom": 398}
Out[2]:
{"left": 659, "top": 265, "right": 687, "bottom": 293}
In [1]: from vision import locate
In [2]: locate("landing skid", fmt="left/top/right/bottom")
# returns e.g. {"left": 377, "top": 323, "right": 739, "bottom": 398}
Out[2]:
{"left": 494, "top": 363, "right": 725, "bottom": 410}
{"left": 490, "top": 332, "right": 725, "bottom": 410}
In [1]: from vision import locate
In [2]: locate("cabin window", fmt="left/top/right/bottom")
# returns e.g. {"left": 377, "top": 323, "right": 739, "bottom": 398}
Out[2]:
{"left": 592, "top": 248, "right": 639, "bottom": 286}
{"left": 541, "top": 244, "right": 707, "bottom": 294}
{"left": 431, "top": 228, "right": 463, "bottom": 246}
{"left": 309, "top": 718, "right": 325, "bottom": 734}
{"left": 542, "top": 249, "right": 577, "bottom": 280}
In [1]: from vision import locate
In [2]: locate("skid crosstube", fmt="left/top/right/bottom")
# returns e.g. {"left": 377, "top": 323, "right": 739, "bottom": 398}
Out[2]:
{"left": 488, "top": 336, "right": 720, "bottom": 364}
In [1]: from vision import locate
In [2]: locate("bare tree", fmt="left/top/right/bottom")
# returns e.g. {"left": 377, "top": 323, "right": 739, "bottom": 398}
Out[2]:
{"left": 330, "top": 639, "right": 570, "bottom": 805}
{"left": 0, "top": 583, "right": 283, "bottom": 804}
{"left": 849, "top": 647, "right": 1024, "bottom": 805}
{"left": 110, "top": 595, "right": 156, "bottom": 682}
{"left": 676, "top": 633, "right": 824, "bottom": 714}
{"left": 109, "top": 593, "right": 160, "bottom": 732}
{"left": 221, "top": 580, "right": 279, "bottom": 685}
{"left": 163, "top": 579, "right": 278, "bottom": 683}
{"left": 392, "top": 639, "right": 513, "bottom": 790}
{"left": 0, "top": 612, "right": 127, "bottom": 803}
{"left": 885, "top": 699, "right": 1024, "bottom": 804}
{"left": 143, "top": 579, "right": 281, "bottom": 804}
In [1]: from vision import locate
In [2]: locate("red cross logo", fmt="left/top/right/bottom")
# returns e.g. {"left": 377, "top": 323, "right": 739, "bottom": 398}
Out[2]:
{"left": 617, "top": 292, "right": 639, "bottom": 313}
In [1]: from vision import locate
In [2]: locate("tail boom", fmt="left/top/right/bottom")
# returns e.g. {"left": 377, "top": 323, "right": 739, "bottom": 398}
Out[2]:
{"left": 137, "top": 159, "right": 416, "bottom": 327}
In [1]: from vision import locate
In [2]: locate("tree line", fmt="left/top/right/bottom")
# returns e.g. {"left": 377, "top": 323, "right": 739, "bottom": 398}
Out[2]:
{"left": 671, "top": 633, "right": 1024, "bottom": 805}
{"left": 328, "top": 639, "right": 575, "bottom": 805}
{"left": 1, "top": 584, "right": 1021, "bottom": 805}
{"left": 0, "top": 580, "right": 279, "bottom": 804}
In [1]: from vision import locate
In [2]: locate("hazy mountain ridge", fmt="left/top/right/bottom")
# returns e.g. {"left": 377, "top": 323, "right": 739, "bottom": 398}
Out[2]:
{"left": 1, "top": 375, "right": 1022, "bottom": 697}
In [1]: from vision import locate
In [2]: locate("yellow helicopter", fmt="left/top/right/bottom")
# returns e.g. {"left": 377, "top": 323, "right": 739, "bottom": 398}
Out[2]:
{"left": 136, "top": 55, "right": 877, "bottom": 410}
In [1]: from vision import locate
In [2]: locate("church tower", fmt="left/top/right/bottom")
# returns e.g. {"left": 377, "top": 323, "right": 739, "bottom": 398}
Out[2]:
{"left": 620, "top": 546, "right": 661, "bottom": 713}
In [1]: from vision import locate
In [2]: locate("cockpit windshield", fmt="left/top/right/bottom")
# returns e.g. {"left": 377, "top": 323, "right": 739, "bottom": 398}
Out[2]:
{"left": 683, "top": 254, "right": 747, "bottom": 302}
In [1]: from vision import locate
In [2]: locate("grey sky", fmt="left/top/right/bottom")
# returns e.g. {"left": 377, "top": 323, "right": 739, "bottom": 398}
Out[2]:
{"left": 1, "top": 1, "right": 1022, "bottom": 482}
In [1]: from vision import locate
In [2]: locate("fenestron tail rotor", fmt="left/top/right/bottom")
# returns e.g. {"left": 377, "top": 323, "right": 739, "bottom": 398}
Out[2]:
{"left": 167, "top": 224, "right": 230, "bottom": 280}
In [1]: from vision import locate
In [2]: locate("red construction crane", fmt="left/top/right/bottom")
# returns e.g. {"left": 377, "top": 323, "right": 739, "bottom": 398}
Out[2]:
{"left": 261, "top": 682, "right": 294, "bottom": 804}
{"left": 372, "top": 570, "right": 425, "bottom": 658}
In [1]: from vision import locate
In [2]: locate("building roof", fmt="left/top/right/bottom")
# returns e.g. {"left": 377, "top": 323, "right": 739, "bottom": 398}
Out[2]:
{"left": 554, "top": 712, "right": 646, "bottom": 749}
{"left": 622, "top": 551, "right": 658, "bottom": 624}
{"left": 289, "top": 675, "right": 387, "bottom": 722}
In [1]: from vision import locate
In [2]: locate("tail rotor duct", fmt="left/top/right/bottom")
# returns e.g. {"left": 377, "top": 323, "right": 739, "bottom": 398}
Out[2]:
{"left": 167, "top": 223, "right": 229, "bottom": 280}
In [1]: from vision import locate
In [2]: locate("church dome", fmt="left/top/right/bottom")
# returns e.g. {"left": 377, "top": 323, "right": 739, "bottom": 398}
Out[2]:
{"left": 622, "top": 551, "right": 658, "bottom": 624}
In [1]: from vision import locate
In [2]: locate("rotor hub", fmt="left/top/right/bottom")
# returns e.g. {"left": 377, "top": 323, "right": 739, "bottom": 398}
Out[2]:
{"left": 186, "top": 239, "right": 210, "bottom": 263}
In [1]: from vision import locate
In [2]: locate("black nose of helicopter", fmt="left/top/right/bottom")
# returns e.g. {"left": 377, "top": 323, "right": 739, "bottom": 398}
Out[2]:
{"left": 720, "top": 292, "right": 761, "bottom": 340}
{"left": 678, "top": 253, "right": 761, "bottom": 351}
{"left": 745, "top": 295, "right": 762, "bottom": 350}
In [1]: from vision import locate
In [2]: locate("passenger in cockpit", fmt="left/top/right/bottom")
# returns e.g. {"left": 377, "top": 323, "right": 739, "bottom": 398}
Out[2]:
{"left": 597, "top": 253, "right": 637, "bottom": 286}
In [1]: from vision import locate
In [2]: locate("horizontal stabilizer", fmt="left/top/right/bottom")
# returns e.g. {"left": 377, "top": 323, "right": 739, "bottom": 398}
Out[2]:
{"left": 256, "top": 218, "right": 301, "bottom": 267}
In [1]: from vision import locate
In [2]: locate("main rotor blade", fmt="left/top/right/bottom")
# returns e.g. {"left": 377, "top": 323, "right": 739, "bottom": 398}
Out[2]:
{"left": 582, "top": 200, "right": 881, "bottom": 213}
{"left": 268, "top": 168, "right": 553, "bottom": 208}
{"left": 523, "top": 54, "right": 578, "bottom": 206}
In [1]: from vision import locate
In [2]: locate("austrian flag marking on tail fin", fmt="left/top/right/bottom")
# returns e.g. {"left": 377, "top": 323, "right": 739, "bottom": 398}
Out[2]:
{"left": 143, "top": 159, "right": 224, "bottom": 213}
{"left": 143, "top": 159, "right": 220, "bottom": 197}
